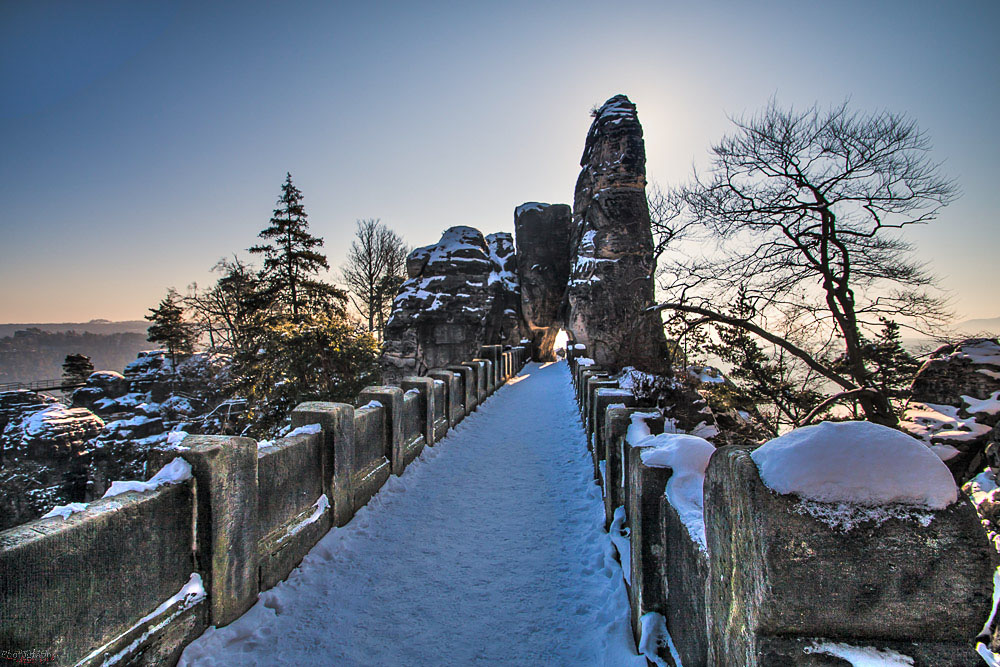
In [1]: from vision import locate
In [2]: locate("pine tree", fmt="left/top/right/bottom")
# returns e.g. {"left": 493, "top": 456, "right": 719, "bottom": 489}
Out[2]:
{"left": 250, "top": 173, "right": 343, "bottom": 319}
{"left": 866, "top": 319, "right": 921, "bottom": 404}
{"left": 146, "top": 288, "right": 196, "bottom": 369}
{"left": 705, "top": 294, "right": 825, "bottom": 435}
{"left": 832, "top": 318, "right": 920, "bottom": 417}
{"left": 62, "top": 353, "right": 94, "bottom": 389}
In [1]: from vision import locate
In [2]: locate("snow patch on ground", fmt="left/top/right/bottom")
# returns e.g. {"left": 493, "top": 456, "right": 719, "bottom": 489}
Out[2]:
{"left": 901, "top": 401, "right": 993, "bottom": 443}
{"left": 751, "top": 421, "right": 957, "bottom": 509}
{"left": 964, "top": 391, "right": 1000, "bottom": 416}
{"left": 23, "top": 405, "right": 104, "bottom": 437}
{"left": 608, "top": 505, "right": 631, "bottom": 585}
{"left": 950, "top": 339, "right": 1000, "bottom": 366}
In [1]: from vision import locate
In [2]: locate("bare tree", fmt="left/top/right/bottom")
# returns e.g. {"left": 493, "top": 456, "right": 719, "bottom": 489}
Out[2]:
{"left": 647, "top": 181, "right": 696, "bottom": 265}
{"left": 185, "top": 257, "right": 273, "bottom": 359}
{"left": 340, "top": 219, "right": 409, "bottom": 338}
{"left": 654, "top": 101, "right": 956, "bottom": 426}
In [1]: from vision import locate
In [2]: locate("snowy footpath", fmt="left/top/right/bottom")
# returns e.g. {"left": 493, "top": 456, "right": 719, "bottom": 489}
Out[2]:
{"left": 180, "top": 361, "right": 644, "bottom": 666}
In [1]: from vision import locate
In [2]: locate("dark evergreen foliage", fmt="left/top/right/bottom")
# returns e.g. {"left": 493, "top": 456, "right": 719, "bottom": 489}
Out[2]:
{"left": 249, "top": 173, "right": 345, "bottom": 319}
{"left": 145, "top": 288, "right": 195, "bottom": 369}
{"left": 61, "top": 353, "right": 94, "bottom": 387}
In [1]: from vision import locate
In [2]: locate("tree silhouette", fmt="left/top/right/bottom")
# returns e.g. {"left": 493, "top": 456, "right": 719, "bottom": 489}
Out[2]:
{"left": 146, "top": 288, "right": 195, "bottom": 369}
{"left": 250, "top": 173, "right": 342, "bottom": 319}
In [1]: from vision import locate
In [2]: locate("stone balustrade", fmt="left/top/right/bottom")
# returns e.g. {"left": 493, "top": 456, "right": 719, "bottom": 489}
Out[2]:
{"left": 568, "top": 353, "right": 996, "bottom": 667}
{"left": 0, "top": 345, "right": 527, "bottom": 666}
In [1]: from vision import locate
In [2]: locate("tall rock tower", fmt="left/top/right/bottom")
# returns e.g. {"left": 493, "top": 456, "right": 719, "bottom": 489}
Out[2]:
{"left": 514, "top": 202, "right": 572, "bottom": 361}
{"left": 565, "top": 94, "right": 669, "bottom": 372}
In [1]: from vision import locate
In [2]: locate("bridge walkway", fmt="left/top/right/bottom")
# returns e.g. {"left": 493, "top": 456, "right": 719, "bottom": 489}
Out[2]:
{"left": 179, "top": 361, "right": 642, "bottom": 666}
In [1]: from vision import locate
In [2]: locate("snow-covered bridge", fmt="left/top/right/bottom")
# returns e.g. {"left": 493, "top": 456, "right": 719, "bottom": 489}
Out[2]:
{"left": 179, "top": 360, "right": 645, "bottom": 665}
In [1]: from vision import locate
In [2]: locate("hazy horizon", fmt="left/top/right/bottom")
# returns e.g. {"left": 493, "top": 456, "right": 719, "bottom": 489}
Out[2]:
{"left": 2, "top": 1, "right": 998, "bottom": 322}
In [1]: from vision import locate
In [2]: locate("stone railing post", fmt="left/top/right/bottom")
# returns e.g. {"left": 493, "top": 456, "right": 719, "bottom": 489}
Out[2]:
{"left": 291, "top": 402, "right": 355, "bottom": 527}
{"left": 401, "top": 376, "right": 437, "bottom": 446}
{"left": 447, "top": 364, "right": 476, "bottom": 413}
{"left": 358, "top": 386, "right": 405, "bottom": 476}
{"left": 627, "top": 449, "right": 672, "bottom": 649}
{"left": 460, "top": 360, "right": 486, "bottom": 405}
{"left": 604, "top": 407, "right": 660, "bottom": 530}
{"left": 704, "top": 446, "right": 996, "bottom": 666}
{"left": 174, "top": 435, "right": 259, "bottom": 626}
{"left": 427, "top": 369, "right": 462, "bottom": 427}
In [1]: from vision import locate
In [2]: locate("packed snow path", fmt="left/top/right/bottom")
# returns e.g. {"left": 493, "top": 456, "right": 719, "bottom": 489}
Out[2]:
{"left": 181, "top": 361, "right": 643, "bottom": 666}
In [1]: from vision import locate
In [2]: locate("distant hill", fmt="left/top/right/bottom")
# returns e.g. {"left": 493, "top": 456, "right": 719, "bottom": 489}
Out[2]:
{"left": 0, "top": 320, "right": 148, "bottom": 339}
{"left": 955, "top": 316, "right": 1000, "bottom": 336}
{"left": 0, "top": 321, "right": 153, "bottom": 384}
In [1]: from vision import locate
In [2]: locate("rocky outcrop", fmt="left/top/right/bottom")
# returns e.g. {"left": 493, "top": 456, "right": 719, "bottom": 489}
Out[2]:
{"left": 901, "top": 338, "right": 1000, "bottom": 483}
{"left": 485, "top": 232, "right": 525, "bottom": 347}
{"left": 565, "top": 95, "right": 669, "bottom": 373}
{"left": 0, "top": 390, "right": 57, "bottom": 439}
{"left": 382, "top": 226, "right": 526, "bottom": 383}
{"left": 514, "top": 203, "right": 572, "bottom": 361}
{"left": 0, "top": 402, "right": 105, "bottom": 530}
{"left": 0, "top": 351, "right": 232, "bottom": 530}
{"left": 72, "top": 370, "right": 128, "bottom": 412}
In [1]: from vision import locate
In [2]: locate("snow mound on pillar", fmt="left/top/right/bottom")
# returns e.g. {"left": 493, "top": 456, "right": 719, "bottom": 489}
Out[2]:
{"left": 751, "top": 421, "right": 958, "bottom": 509}
{"left": 640, "top": 434, "right": 716, "bottom": 552}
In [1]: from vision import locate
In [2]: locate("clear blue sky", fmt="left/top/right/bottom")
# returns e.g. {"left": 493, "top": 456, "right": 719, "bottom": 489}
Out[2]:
{"left": 1, "top": 0, "right": 997, "bottom": 322}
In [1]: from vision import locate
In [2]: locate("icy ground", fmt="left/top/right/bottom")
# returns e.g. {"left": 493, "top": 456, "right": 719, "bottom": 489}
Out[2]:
{"left": 180, "top": 361, "right": 643, "bottom": 666}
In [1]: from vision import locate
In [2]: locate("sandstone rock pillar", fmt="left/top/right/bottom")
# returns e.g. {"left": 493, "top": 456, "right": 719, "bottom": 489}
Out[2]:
{"left": 514, "top": 202, "right": 572, "bottom": 361}
{"left": 565, "top": 94, "right": 669, "bottom": 372}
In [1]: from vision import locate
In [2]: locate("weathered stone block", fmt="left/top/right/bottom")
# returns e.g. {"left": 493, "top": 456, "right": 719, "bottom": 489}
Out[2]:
{"left": 447, "top": 365, "right": 476, "bottom": 414}
{"left": 479, "top": 345, "right": 502, "bottom": 386}
{"left": 352, "top": 406, "right": 391, "bottom": 511}
{"left": 626, "top": 449, "right": 672, "bottom": 649}
{"left": 461, "top": 360, "right": 487, "bottom": 405}
{"left": 604, "top": 407, "right": 661, "bottom": 529}
{"left": 427, "top": 369, "right": 461, "bottom": 429}
{"left": 585, "top": 379, "right": 619, "bottom": 443}
{"left": 291, "top": 402, "right": 354, "bottom": 527}
{"left": 592, "top": 387, "right": 635, "bottom": 459}
{"left": 359, "top": 386, "right": 406, "bottom": 476}
{"left": 256, "top": 430, "right": 329, "bottom": 590}
{"left": 0, "top": 483, "right": 201, "bottom": 665}
{"left": 660, "top": 494, "right": 709, "bottom": 667}
{"left": 704, "top": 446, "right": 996, "bottom": 667}
{"left": 402, "top": 377, "right": 437, "bottom": 446}
{"left": 473, "top": 358, "right": 494, "bottom": 396}
{"left": 400, "top": 391, "right": 426, "bottom": 466}
{"left": 176, "top": 435, "right": 259, "bottom": 627}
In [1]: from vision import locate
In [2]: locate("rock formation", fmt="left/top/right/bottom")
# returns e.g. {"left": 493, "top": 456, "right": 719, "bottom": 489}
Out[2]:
{"left": 0, "top": 397, "right": 105, "bottom": 530}
{"left": 485, "top": 232, "right": 525, "bottom": 347}
{"left": 514, "top": 203, "right": 572, "bottom": 361}
{"left": 565, "top": 94, "right": 669, "bottom": 372}
{"left": 0, "top": 350, "right": 231, "bottom": 530}
{"left": 900, "top": 338, "right": 1000, "bottom": 483}
{"left": 382, "top": 226, "right": 526, "bottom": 383}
